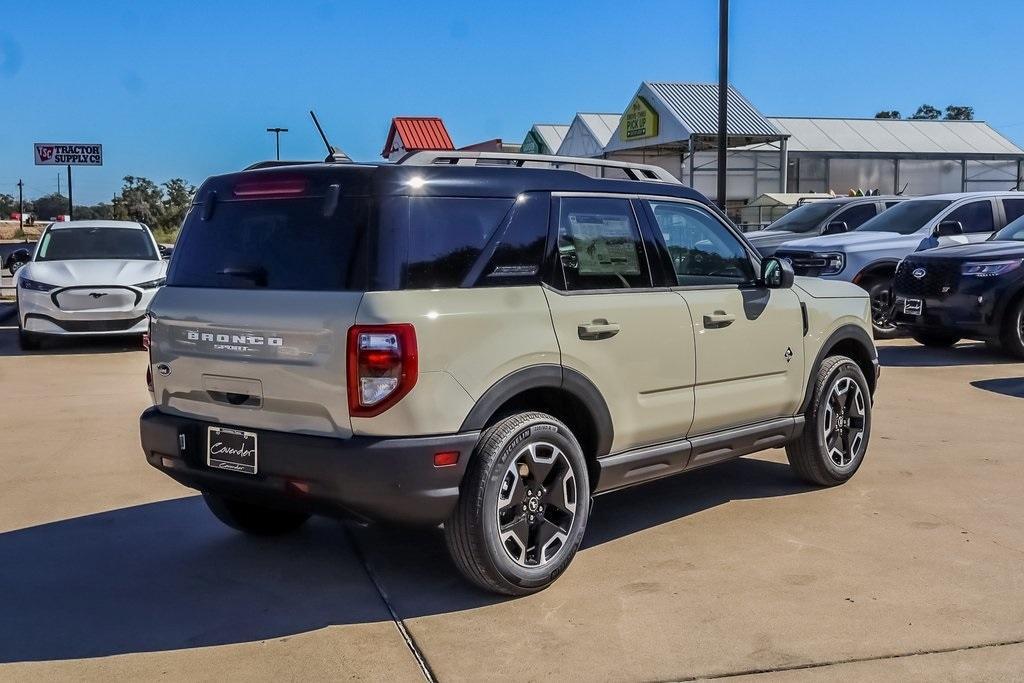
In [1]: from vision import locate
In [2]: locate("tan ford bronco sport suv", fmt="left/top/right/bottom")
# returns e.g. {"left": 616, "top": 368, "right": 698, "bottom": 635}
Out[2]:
{"left": 141, "top": 152, "right": 879, "bottom": 595}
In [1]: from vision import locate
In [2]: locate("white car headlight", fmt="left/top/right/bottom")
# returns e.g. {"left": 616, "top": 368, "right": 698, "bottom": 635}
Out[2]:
{"left": 19, "top": 277, "right": 57, "bottom": 292}
{"left": 961, "top": 260, "right": 1023, "bottom": 277}
{"left": 133, "top": 277, "right": 167, "bottom": 289}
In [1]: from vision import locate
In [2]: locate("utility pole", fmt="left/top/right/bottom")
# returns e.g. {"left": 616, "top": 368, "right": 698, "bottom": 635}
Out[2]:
{"left": 716, "top": 0, "right": 729, "bottom": 209}
{"left": 67, "top": 165, "right": 73, "bottom": 220}
{"left": 17, "top": 179, "right": 24, "bottom": 232}
{"left": 267, "top": 127, "right": 288, "bottom": 160}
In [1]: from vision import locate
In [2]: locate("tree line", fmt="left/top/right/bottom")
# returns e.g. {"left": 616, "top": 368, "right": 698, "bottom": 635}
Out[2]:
{"left": 874, "top": 104, "right": 974, "bottom": 120}
{"left": 1, "top": 176, "right": 195, "bottom": 242}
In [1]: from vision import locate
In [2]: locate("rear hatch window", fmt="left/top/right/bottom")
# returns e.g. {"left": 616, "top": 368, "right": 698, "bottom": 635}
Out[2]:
{"left": 167, "top": 190, "right": 369, "bottom": 291}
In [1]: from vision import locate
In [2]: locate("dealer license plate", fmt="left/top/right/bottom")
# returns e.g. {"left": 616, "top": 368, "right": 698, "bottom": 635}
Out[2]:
{"left": 207, "top": 426, "right": 258, "bottom": 475}
{"left": 903, "top": 298, "right": 922, "bottom": 315}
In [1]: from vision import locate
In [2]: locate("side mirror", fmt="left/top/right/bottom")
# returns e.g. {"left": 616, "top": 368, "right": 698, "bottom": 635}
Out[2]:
{"left": 935, "top": 220, "right": 964, "bottom": 237}
{"left": 158, "top": 245, "right": 173, "bottom": 259}
{"left": 5, "top": 248, "right": 30, "bottom": 275}
{"left": 761, "top": 256, "right": 795, "bottom": 289}
{"left": 823, "top": 220, "right": 849, "bottom": 235}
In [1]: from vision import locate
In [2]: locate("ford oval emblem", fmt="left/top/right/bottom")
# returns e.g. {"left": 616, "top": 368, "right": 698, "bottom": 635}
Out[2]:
{"left": 912, "top": 268, "right": 927, "bottom": 279}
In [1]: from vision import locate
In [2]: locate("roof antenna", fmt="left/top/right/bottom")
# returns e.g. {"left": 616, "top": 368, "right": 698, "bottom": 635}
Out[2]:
{"left": 310, "top": 110, "right": 352, "bottom": 163}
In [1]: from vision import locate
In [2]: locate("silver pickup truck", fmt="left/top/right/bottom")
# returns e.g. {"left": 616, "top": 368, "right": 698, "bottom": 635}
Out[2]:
{"left": 775, "top": 192, "right": 1024, "bottom": 337}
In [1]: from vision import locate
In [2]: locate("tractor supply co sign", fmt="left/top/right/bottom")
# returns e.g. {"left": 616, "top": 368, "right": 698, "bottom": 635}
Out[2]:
{"left": 34, "top": 143, "right": 103, "bottom": 166}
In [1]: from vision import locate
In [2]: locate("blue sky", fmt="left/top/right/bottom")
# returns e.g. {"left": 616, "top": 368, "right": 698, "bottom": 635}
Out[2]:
{"left": 2, "top": 0, "right": 1023, "bottom": 204}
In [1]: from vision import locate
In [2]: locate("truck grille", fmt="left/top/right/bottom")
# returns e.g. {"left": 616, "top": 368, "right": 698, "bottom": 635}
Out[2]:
{"left": 893, "top": 258, "right": 961, "bottom": 298}
{"left": 775, "top": 251, "right": 828, "bottom": 277}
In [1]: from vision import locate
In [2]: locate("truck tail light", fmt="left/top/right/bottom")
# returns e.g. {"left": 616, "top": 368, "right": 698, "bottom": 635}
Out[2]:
{"left": 347, "top": 324, "right": 418, "bottom": 417}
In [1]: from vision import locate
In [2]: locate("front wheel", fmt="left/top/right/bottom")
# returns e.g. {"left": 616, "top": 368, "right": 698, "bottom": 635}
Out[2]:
{"left": 787, "top": 356, "right": 872, "bottom": 486}
{"left": 445, "top": 412, "right": 591, "bottom": 596}
{"left": 202, "top": 493, "right": 310, "bottom": 536}
{"left": 999, "top": 297, "right": 1024, "bottom": 359}
{"left": 911, "top": 331, "right": 960, "bottom": 348}
{"left": 865, "top": 278, "right": 899, "bottom": 339}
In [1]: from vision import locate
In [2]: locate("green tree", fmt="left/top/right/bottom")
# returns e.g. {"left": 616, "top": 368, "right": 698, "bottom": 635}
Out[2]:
{"left": 944, "top": 105, "right": 974, "bottom": 121}
{"left": 32, "top": 192, "right": 70, "bottom": 220}
{"left": 0, "top": 193, "right": 15, "bottom": 217}
{"left": 73, "top": 203, "right": 114, "bottom": 220}
{"left": 874, "top": 110, "right": 901, "bottom": 119}
{"left": 911, "top": 104, "right": 942, "bottom": 120}
{"left": 159, "top": 178, "right": 196, "bottom": 233}
{"left": 110, "top": 176, "right": 165, "bottom": 226}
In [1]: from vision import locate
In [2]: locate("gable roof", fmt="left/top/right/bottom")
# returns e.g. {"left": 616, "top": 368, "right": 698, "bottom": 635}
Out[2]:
{"left": 576, "top": 113, "right": 622, "bottom": 147}
{"left": 768, "top": 117, "right": 1024, "bottom": 157}
{"left": 523, "top": 124, "right": 569, "bottom": 154}
{"left": 646, "top": 82, "right": 781, "bottom": 138}
{"left": 382, "top": 117, "right": 455, "bottom": 158}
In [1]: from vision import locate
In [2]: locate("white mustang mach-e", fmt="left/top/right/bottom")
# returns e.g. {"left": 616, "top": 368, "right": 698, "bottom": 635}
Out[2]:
{"left": 14, "top": 220, "right": 167, "bottom": 350}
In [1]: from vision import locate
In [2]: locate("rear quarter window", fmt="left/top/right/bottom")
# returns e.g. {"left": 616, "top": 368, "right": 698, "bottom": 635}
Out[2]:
{"left": 403, "top": 197, "right": 514, "bottom": 289}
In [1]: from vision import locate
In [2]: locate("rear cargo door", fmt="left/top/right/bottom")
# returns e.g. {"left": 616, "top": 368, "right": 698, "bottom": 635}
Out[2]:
{"left": 149, "top": 180, "right": 371, "bottom": 438}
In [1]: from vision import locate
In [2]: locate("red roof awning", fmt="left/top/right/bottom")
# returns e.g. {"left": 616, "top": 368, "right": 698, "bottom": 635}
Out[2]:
{"left": 382, "top": 117, "right": 455, "bottom": 158}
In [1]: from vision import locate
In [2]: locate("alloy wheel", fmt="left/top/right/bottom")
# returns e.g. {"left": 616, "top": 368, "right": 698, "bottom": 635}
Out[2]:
{"left": 822, "top": 376, "right": 866, "bottom": 468}
{"left": 496, "top": 441, "right": 578, "bottom": 567}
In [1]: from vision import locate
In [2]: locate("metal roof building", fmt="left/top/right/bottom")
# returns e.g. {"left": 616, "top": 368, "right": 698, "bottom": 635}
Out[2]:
{"left": 556, "top": 113, "right": 621, "bottom": 158}
{"left": 520, "top": 124, "right": 569, "bottom": 155}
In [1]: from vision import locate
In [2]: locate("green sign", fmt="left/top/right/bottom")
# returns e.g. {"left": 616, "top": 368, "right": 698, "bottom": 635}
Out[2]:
{"left": 621, "top": 96, "right": 659, "bottom": 141}
{"left": 521, "top": 130, "right": 545, "bottom": 154}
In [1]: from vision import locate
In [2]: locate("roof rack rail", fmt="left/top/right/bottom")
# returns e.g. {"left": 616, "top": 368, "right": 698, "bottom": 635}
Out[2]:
{"left": 397, "top": 151, "right": 681, "bottom": 184}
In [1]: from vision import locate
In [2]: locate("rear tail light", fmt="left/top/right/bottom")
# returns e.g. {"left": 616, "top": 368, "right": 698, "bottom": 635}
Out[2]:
{"left": 347, "top": 324, "right": 418, "bottom": 417}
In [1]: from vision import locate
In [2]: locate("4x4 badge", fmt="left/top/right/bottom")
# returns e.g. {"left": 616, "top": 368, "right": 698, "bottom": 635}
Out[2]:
{"left": 784, "top": 347, "right": 793, "bottom": 363}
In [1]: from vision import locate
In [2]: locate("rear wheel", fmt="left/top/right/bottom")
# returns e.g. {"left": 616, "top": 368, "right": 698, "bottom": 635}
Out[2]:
{"left": 1000, "top": 297, "right": 1024, "bottom": 358}
{"left": 445, "top": 412, "right": 591, "bottom": 596}
{"left": 865, "top": 278, "right": 899, "bottom": 339}
{"left": 787, "top": 356, "right": 872, "bottom": 486}
{"left": 911, "top": 331, "right": 960, "bottom": 348}
{"left": 202, "top": 493, "right": 310, "bottom": 536}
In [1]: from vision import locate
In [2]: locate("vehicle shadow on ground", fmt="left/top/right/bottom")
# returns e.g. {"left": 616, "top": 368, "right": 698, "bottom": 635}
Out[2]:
{"left": 0, "top": 458, "right": 809, "bottom": 663}
{"left": 970, "top": 377, "right": 1024, "bottom": 398}
{"left": 878, "top": 342, "right": 1015, "bottom": 368}
{"left": 0, "top": 326, "right": 143, "bottom": 357}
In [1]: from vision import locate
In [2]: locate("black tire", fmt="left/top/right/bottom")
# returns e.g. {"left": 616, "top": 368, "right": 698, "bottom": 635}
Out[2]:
{"left": 1000, "top": 297, "right": 1024, "bottom": 359}
{"left": 787, "top": 356, "right": 872, "bottom": 487}
{"left": 864, "top": 278, "right": 900, "bottom": 339}
{"left": 445, "top": 412, "right": 591, "bottom": 596}
{"left": 202, "top": 492, "right": 310, "bottom": 536}
{"left": 911, "top": 331, "right": 960, "bottom": 348}
{"left": 18, "top": 329, "right": 42, "bottom": 351}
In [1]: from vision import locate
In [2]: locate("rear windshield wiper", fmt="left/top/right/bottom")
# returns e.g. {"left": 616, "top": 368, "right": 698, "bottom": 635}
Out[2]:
{"left": 217, "top": 266, "right": 268, "bottom": 287}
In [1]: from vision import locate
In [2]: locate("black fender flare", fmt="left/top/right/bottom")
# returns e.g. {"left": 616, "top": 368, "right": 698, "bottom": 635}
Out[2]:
{"left": 800, "top": 324, "right": 878, "bottom": 414}
{"left": 853, "top": 259, "right": 901, "bottom": 287}
{"left": 459, "top": 364, "right": 614, "bottom": 457}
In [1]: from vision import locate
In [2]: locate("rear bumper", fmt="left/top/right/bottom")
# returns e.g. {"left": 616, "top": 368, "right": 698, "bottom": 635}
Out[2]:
{"left": 139, "top": 407, "right": 479, "bottom": 525}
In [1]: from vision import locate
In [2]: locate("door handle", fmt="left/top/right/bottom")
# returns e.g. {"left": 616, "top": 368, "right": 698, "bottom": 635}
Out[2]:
{"left": 578, "top": 319, "right": 621, "bottom": 340}
{"left": 703, "top": 311, "right": 736, "bottom": 329}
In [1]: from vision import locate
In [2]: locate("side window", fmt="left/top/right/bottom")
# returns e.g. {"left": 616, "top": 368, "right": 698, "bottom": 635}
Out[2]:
{"left": 835, "top": 203, "right": 876, "bottom": 230}
{"left": 404, "top": 197, "right": 514, "bottom": 289}
{"left": 556, "top": 197, "right": 650, "bottom": 290}
{"left": 647, "top": 201, "right": 755, "bottom": 286}
{"left": 1002, "top": 198, "right": 1024, "bottom": 224}
{"left": 477, "top": 193, "right": 549, "bottom": 287}
{"left": 945, "top": 200, "right": 995, "bottom": 234}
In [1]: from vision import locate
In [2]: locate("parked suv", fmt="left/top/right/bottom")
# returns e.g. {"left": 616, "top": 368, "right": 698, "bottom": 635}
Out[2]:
{"left": 747, "top": 195, "right": 905, "bottom": 257}
{"left": 140, "top": 152, "right": 879, "bottom": 595}
{"left": 775, "top": 192, "right": 1024, "bottom": 338}
{"left": 893, "top": 213, "right": 1024, "bottom": 355}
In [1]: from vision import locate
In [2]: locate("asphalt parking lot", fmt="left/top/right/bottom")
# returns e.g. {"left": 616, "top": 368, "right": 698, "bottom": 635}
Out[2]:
{"left": 2, "top": 308, "right": 1024, "bottom": 681}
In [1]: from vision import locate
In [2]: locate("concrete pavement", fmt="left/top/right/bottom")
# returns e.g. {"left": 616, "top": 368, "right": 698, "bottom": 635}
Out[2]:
{"left": 1, "top": 327, "right": 1023, "bottom": 681}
